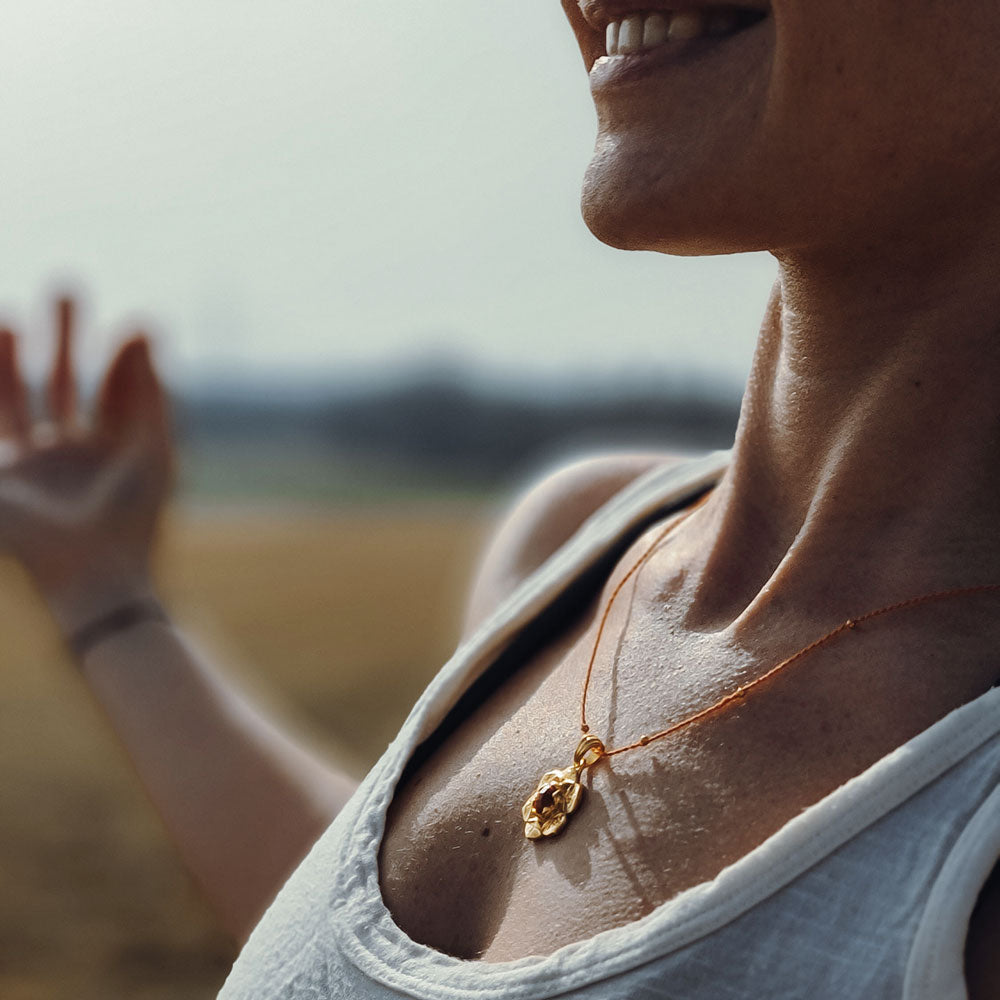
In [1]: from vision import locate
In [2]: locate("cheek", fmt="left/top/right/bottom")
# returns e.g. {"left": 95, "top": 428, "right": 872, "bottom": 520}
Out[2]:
{"left": 765, "top": 10, "right": 904, "bottom": 165}
{"left": 763, "top": 2, "right": 1000, "bottom": 228}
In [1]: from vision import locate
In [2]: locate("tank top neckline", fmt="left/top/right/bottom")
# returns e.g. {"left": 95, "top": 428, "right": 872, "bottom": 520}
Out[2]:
{"left": 329, "top": 451, "right": 1000, "bottom": 1000}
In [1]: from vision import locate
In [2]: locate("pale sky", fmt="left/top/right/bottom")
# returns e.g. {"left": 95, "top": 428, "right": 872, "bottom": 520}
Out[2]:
{"left": 0, "top": 0, "right": 777, "bottom": 392}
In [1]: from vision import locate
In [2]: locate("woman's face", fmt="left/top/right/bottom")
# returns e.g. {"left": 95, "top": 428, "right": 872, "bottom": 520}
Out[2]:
{"left": 561, "top": 0, "right": 1000, "bottom": 259}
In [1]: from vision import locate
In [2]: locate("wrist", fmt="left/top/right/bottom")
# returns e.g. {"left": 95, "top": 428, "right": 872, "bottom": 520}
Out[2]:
{"left": 43, "top": 568, "right": 159, "bottom": 638}
{"left": 67, "top": 597, "right": 169, "bottom": 661}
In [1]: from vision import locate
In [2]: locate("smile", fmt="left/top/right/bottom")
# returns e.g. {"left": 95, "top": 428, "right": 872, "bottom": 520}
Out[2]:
{"left": 604, "top": 8, "right": 767, "bottom": 56}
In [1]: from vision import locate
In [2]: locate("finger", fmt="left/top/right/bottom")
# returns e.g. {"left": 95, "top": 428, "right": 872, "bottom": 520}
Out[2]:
{"left": 0, "top": 328, "right": 30, "bottom": 444}
{"left": 97, "top": 335, "right": 171, "bottom": 452}
{"left": 47, "top": 296, "right": 78, "bottom": 430}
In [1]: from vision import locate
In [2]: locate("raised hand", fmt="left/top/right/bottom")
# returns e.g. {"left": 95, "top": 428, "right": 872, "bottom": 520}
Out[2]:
{"left": 0, "top": 297, "right": 175, "bottom": 634}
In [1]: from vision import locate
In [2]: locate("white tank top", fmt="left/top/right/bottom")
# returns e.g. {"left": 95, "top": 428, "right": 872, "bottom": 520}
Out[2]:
{"left": 218, "top": 452, "right": 1000, "bottom": 1000}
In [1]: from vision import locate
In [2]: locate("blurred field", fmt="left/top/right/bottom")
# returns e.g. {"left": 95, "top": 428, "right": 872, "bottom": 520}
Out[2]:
{"left": 0, "top": 501, "right": 492, "bottom": 1000}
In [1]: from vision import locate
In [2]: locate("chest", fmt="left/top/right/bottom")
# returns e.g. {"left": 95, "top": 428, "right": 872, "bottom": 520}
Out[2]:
{"left": 377, "top": 607, "right": 920, "bottom": 962}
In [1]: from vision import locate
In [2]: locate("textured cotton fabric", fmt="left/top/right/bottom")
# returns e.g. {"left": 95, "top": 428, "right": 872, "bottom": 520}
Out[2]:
{"left": 218, "top": 452, "right": 1000, "bottom": 999}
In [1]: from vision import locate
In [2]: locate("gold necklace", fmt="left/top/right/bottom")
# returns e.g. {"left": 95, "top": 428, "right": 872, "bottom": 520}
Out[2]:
{"left": 521, "top": 496, "right": 1000, "bottom": 839}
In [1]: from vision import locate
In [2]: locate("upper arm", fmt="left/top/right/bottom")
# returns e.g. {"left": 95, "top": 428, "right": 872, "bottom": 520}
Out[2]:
{"left": 460, "top": 450, "right": 686, "bottom": 636}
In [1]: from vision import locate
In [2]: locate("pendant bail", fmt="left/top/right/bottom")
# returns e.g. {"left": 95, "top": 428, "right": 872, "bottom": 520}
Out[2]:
{"left": 573, "top": 734, "right": 605, "bottom": 773}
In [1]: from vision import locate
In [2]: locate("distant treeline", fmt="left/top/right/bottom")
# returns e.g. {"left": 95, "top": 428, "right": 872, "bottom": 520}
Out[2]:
{"left": 174, "top": 368, "right": 740, "bottom": 494}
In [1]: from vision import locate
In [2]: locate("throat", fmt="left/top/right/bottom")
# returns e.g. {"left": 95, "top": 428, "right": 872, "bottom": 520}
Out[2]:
{"left": 677, "top": 277, "right": 1000, "bottom": 634}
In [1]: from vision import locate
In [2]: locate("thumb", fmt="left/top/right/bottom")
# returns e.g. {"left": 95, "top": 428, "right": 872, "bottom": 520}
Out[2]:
{"left": 96, "top": 335, "right": 171, "bottom": 450}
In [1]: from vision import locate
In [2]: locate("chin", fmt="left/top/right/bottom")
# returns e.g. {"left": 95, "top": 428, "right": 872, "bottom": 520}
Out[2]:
{"left": 579, "top": 169, "right": 761, "bottom": 258}
{"left": 579, "top": 131, "right": 780, "bottom": 258}
{"left": 581, "top": 189, "right": 706, "bottom": 256}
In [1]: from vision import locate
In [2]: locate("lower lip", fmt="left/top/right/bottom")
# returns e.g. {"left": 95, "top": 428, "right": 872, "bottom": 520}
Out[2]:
{"left": 588, "top": 18, "right": 770, "bottom": 91}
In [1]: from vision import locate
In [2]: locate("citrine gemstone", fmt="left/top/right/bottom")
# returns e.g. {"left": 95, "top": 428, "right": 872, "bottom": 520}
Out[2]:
{"left": 534, "top": 784, "right": 557, "bottom": 812}
{"left": 523, "top": 770, "right": 583, "bottom": 838}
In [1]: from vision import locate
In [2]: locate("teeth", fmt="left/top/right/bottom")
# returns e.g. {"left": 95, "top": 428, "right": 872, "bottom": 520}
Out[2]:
{"left": 606, "top": 21, "right": 619, "bottom": 54}
{"left": 668, "top": 10, "right": 706, "bottom": 40}
{"left": 603, "top": 7, "right": 753, "bottom": 56}
{"left": 642, "top": 12, "right": 670, "bottom": 48}
{"left": 618, "top": 13, "right": 645, "bottom": 54}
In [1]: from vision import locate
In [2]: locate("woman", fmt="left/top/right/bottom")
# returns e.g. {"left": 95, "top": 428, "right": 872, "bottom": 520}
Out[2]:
{"left": 1, "top": 0, "right": 998, "bottom": 995}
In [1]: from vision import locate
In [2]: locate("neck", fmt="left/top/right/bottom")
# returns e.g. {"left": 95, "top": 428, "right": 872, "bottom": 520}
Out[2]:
{"left": 684, "top": 242, "right": 1000, "bottom": 630}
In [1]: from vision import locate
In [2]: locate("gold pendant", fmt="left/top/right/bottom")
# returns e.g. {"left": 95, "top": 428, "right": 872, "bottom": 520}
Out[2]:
{"left": 522, "top": 735, "right": 605, "bottom": 839}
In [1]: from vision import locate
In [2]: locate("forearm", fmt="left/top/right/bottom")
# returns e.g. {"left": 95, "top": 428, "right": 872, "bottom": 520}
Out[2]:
{"left": 0, "top": 317, "right": 350, "bottom": 941}
{"left": 72, "top": 610, "right": 357, "bottom": 944}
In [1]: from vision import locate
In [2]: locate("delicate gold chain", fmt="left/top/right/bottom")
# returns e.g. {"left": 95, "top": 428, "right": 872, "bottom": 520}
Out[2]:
{"left": 579, "top": 493, "right": 1000, "bottom": 763}
{"left": 522, "top": 489, "right": 1000, "bottom": 839}
{"left": 579, "top": 492, "right": 709, "bottom": 738}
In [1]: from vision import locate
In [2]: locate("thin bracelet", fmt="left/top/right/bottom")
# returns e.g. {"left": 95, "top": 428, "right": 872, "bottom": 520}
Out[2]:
{"left": 68, "top": 598, "right": 169, "bottom": 660}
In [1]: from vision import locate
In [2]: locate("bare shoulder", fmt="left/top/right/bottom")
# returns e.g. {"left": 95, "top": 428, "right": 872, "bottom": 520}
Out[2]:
{"left": 461, "top": 450, "right": 687, "bottom": 635}
{"left": 965, "top": 858, "right": 1000, "bottom": 1000}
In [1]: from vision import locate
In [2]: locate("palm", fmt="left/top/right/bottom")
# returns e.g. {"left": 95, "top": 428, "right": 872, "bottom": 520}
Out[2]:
{"left": 0, "top": 297, "right": 174, "bottom": 608}
{"left": 2, "top": 434, "right": 162, "bottom": 518}
{"left": 5, "top": 439, "right": 115, "bottom": 503}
